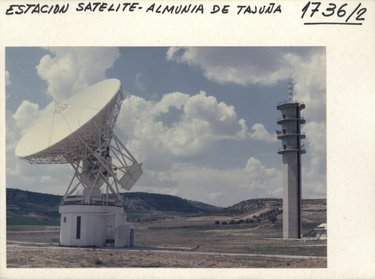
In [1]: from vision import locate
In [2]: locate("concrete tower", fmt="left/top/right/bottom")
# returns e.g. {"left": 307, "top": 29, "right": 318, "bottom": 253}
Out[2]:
{"left": 276, "top": 81, "right": 306, "bottom": 239}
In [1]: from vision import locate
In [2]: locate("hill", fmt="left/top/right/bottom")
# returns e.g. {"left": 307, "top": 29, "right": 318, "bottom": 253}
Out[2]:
{"left": 6, "top": 188, "right": 222, "bottom": 225}
{"left": 123, "top": 192, "right": 217, "bottom": 212}
{"left": 6, "top": 188, "right": 326, "bottom": 226}
{"left": 6, "top": 188, "right": 61, "bottom": 225}
{"left": 221, "top": 198, "right": 282, "bottom": 215}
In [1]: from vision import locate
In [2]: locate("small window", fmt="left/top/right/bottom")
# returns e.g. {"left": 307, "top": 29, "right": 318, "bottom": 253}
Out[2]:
{"left": 63, "top": 216, "right": 66, "bottom": 223}
{"left": 283, "top": 129, "right": 286, "bottom": 134}
{"left": 283, "top": 144, "right": 287, "bottom": 150}
{"left": 283, "top": 114, "right": 286, "bottom": 119}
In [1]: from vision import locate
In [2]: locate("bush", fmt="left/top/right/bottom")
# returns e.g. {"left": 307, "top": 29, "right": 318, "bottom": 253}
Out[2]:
{"left": 221, "top": 221, "right": 227, "bottom": 225}
{"left": 95, "top": 258, "right": 104, "bottom": 265}
{"left": 229, "top": 220, "right": 235, "bottom": 225}
{"left": 267, "top": 214, "right": 277, "bottom": 224}
{"left": 215, "top": 220, "right": 220, "bottom": 225}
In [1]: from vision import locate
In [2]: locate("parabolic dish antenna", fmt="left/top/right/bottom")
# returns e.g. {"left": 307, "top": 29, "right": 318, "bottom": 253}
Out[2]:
{"left": 15, "top": 78, "right": 142, "bottom": 200}
{"left": 16, "top": 79, "right": 121, "bottom": 164}
{"left": 15, "top": 79, "right": 143, "bottom": 247}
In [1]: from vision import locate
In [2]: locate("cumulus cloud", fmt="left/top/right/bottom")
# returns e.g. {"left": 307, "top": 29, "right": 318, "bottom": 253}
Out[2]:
{"left": 36, "top": 47, "right": 120, "bottom": 100}
{"left": 167, "top": 47, "right": 325, "bottom": 118}
{"left": 167, "top": 47, "right": 319, "bottom": 86}
{"left": 250, "top": 123, "right": 276, "bottom": 143}
{"left": 117, "top": 91, "right": 249, "bottom": 169}
{"left": 245, "top": 157, "right": 278, "bottom": 178}
{"left": 135, "top": 157, "right": 281, "bottom": 206}
{"left": 115, "top": 90, "right": 283, "bottom": 205}
{"left": 7, "top": 47, "right": 325, "bottom": 205}
{"left": 6, "top": 70, "right": 11, "bottom": 86}
{"left": 167, "top": 47, "right": 326, "bottom": 198}
{"left": 302, "top": 121, "right": 326, "bottom": 197}
{"left": 242, "top": 157, "right": 282, "bottom": 199}
{"left": 12, "top": 100, "right": 40, "bottom": 134}
{"left": 291, "top": 52, "right": 326, "bottom": 121}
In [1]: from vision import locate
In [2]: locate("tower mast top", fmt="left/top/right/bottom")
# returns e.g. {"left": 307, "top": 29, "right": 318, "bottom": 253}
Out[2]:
{"left": 288, "top": 79, "right": 295, "bottom": 102}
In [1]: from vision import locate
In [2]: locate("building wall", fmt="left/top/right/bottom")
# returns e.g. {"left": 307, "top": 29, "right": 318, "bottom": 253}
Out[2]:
{"left": 59, "top": 205, "right": 130, "bottom": 247}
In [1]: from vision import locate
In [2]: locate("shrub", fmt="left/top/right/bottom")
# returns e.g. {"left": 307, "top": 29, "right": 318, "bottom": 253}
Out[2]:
{"left": 221, "top": 221, "right": 227, "bottom": 225}
{"left": 267, "top": 214, "right": 277, "bottom": 224}
{"left": 215, "top": 220, "right": 220, "bottom": 225}
{"left": 95, "top": 258, "right": 104, "bottom": 265}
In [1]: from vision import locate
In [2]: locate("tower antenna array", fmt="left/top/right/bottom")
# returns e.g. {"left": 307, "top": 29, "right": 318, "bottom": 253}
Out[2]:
{"left": 276, "top": 81, "right": 306, "bottom": 239}
{"left": 287, "top": 79, "right": 295, "bottom": 102}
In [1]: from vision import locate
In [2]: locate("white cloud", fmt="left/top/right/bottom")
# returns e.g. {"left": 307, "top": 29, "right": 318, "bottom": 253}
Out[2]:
{"left": 36, "top": 47, "right": 120, "bottom": 100}
{"left": 154, "top": 91, "right": 190, "bottom": 113}
{"left": 135, "top": 157, "right": 281, "bottom": 206}
{"left": 115, "top": 89, "right": 282, "bottom": 206}
{"left": 284, "top": 52, "right": 326, "bottom": 122}
{"left": 5, "top": 70, "right": 11, "bottom": 86}
{"left": 167, "top": 47, "right": 326, "bottom": 199}
{"left": 243, "top": 157, "right": 282, "bottom": 198}
{"left": 250, "top": 123, "right": 276, "bottom": 143}
{"left": 117, "top": 91, "right": 249, "bottom": 170}
{"left": 245, "top": 157, "right": 278, "bottom": 178}
{"left": 6, "top": 110, "right": 20, "bottom": 153}
{"left": 6, "top": 101, "right": 40, "bottom": 177}
{"left": 167, "top": 48, "right": 319, "bottom": 86}
{"left": 302, "top": 121, "right": 326, "bottom": 197}
{"left": 12, "top": 100, "right": 40, "bottom": 134}
{"left": 166, "top": 47, "right": 325, "bottom": 118}
{"left": 7, "top": 47, "right": 326, "bottom": 206}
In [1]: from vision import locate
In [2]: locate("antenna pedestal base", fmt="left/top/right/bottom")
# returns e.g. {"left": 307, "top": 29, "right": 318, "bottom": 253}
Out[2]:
{"left": 59, "top": 205, "right": 134, "bottom": 247}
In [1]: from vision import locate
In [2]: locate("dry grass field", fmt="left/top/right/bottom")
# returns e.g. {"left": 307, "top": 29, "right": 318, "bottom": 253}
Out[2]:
{"left": 7, "top": 204, "right": 327, "bottom": 268}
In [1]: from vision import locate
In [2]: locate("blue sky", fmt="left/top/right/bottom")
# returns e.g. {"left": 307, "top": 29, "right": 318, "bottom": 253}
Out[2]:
{"left": 6, "top": 47, "right": 326, "bottom": 206}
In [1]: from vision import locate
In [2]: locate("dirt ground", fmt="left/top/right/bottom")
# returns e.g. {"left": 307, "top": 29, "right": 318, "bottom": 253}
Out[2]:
{"left": 7, "top": 211, "right": 327, "bottom": 268}
{"left": 7, "top": 244, "right": 326, "bottom": 268}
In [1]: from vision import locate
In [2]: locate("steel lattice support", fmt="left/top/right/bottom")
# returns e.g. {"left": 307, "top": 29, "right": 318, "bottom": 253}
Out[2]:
{"left": 60, "top": 132, "right": 142, "bottom": 206}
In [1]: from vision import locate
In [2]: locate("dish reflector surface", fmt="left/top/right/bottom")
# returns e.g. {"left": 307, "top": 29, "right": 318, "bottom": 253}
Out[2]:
{"left": 15, "top": 79, "right": 122, "bottom": 164}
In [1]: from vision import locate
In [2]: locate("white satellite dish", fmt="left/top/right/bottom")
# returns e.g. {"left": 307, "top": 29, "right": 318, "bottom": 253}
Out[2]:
{"left": 15, "top": 79, "right": 143, "bottom": 247}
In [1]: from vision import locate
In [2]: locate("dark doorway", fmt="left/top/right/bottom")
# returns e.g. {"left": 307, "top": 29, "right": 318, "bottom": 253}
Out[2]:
{"left": 76, "top": 216, "right": 81, "bottom": 239}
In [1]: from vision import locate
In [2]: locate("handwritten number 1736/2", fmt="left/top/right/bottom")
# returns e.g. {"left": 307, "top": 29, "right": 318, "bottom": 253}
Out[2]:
{"left": 301, "top": 2, "right": 366, "bottom": 23}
